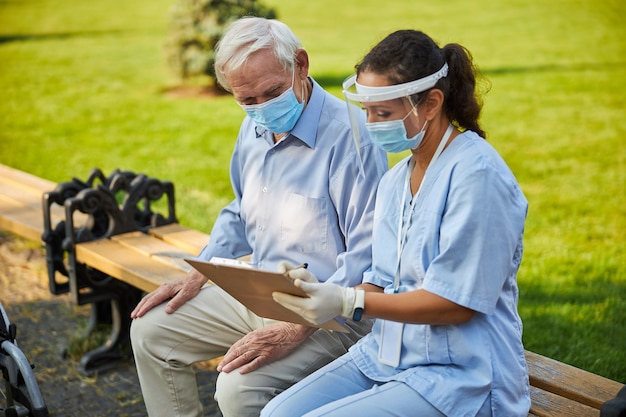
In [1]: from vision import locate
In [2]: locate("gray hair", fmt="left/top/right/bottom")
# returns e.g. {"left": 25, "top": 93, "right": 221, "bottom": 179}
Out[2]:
{"left": 214, "top": 17, "right": 302, "bottom": 92}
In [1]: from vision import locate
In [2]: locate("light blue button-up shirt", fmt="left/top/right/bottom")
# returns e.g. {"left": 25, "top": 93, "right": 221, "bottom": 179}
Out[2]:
{"left": 350, "top": 131, "right": 531, "bottom": 416}
{"left": 198, "top": 78, "right": 388, "bottom": 287}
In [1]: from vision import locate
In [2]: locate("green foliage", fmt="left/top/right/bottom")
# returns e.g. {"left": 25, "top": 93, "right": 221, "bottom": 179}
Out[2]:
{"left": 165, "top": 0, "right": 277, "bottom": 86}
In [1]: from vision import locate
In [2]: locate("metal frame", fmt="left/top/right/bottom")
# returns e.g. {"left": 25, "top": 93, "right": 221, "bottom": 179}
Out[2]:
{"left": 41, "top": 168, "right": 177, "bottom": 375}
{"left": 0, "top": 302, "right": 48, "bottom": 417}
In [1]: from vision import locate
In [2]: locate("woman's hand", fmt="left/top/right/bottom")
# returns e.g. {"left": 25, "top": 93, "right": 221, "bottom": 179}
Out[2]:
{"left": 273, "top": 280, "right": 357, "bottom": 325}
{"left": 277, "top": 261, "right": 319, "bottom": 283}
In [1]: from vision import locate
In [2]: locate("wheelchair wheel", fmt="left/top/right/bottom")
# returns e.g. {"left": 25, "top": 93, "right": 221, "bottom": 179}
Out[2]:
{"left": 0, "top": 303, "right": 48, "bottom": 417}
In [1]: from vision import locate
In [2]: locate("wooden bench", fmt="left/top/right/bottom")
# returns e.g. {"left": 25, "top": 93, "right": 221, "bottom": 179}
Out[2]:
{"left": 526, "top": 350, "right": 625, "bottom": 417}
{"left": 1, "top": 163, "right": 211, "bottom": 374}
{"left": 1, "top": 163, "right": 624, "bottom": 416}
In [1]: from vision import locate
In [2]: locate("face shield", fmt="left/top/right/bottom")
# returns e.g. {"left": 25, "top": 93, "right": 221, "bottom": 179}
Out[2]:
{"left": 342, "top": 63, "right": 448, "bottom": 171}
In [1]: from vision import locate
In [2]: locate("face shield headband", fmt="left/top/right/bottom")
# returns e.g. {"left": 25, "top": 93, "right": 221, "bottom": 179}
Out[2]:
{"left": 342, "top": 63, "right": 448, "bottom": 175}
{"left": 342, "top": 63, "right": 448, "bottom": 102}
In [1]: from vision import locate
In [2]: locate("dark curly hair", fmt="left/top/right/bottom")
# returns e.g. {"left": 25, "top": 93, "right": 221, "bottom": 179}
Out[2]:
{"left": 356, "top": 30, "right": 487, "bottom": 138}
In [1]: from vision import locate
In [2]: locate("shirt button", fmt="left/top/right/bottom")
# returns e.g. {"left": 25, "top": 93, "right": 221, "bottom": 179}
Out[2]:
{"left": 262, "top": 187, "right": 268, "bottom": 193}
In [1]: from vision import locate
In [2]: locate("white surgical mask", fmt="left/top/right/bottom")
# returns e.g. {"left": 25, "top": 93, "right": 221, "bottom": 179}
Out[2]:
{"left": 240, "top": 67, "right": 304, "bottom": 134}
{"left": 366, "top": 108, "right": 428, "bottom": 153}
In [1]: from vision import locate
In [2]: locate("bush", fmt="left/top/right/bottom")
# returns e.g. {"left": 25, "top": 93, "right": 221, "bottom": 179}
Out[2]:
{"left": 165, "top": 0, "right": 277, "bottom": 88}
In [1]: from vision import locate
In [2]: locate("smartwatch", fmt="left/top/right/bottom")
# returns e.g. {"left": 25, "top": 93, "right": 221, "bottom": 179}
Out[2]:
{"left": 352, "top": 288, "right": 365, "bottom": 321}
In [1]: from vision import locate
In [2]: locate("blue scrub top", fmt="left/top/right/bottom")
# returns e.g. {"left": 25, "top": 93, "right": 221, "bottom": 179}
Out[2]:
{"left": 351, "top": 130, "right": 531, "bottom": 417}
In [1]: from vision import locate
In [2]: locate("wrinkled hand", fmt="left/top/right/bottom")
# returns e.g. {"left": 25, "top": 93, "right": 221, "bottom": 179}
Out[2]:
{"left": 277, "top": 261, "right": 319, "bottom": 283}
{"left": 130, "top": 268, "right": 208, "bottom": 318}
{"left": 217, "top": 322, "right": 314, "bottom": 374}
{"left": 273, "top": 280, "right": 356, "bottom": 325}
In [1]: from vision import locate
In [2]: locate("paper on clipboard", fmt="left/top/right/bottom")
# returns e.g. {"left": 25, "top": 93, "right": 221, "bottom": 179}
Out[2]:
{"left": 185, "top": 258, "right": 349, "bottom": 333}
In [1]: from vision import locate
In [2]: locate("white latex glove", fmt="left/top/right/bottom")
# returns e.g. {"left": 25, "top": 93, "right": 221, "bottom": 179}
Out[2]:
{"left": 272, "top": 280, "right": 357, "bottom": 325}
{"left": 276, "top": 261, "right": 319, "bottom": 283}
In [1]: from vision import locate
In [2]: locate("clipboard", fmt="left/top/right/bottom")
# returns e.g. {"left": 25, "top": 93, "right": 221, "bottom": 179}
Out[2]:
{"left": 185, "top": 258, "right": 349, "bottom": 332}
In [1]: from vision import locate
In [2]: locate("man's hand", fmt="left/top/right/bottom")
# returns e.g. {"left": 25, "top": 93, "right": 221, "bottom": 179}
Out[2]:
{"left": 217, "top": 322, "right": 315, "bottom": 374}
{"left": 130, "top": 268, "right": 208, "bottom": 318}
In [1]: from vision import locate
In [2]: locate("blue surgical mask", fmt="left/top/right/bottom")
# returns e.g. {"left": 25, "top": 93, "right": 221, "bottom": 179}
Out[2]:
{"left": 366, "top": 108, "right": 427, "bottom": 153}
{"left": 240, "top": 68, "right": 304, "bottom": 134}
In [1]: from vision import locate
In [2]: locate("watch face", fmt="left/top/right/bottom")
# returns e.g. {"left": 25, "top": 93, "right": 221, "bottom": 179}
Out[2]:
{"left": 353, "top": 308, "right": 364, "bottom": 321}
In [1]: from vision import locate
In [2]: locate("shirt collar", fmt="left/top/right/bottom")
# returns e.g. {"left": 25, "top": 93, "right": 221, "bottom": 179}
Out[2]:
{"left": 289, "top": 77, "right": 322, "bottom": 148}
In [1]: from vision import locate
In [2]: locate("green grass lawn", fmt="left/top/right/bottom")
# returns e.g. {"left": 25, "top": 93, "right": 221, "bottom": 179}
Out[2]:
{"left": 1, "top": 0, "right": 624, "bottom": 383}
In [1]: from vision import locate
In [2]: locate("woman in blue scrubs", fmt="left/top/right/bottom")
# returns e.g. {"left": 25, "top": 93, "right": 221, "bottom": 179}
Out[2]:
{"left": 264, "top": 29, "right": 531, "bottom": 417}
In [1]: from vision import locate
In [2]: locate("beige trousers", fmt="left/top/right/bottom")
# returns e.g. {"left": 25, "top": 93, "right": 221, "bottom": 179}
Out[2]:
{"left": 130, "top": 284, "right": 371, "bottom": 417}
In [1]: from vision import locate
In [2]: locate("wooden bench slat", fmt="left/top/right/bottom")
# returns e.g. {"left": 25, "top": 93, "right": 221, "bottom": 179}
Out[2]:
{"left": 148, "top": 223, "right": 210, "bottom": 255}
{"left": 529, "top": 386, "right": 598, "bottom": 417}
{"left": 111, "top": 231, "right": 194, "bottom": 273}
{"left": 0, "top": 194, "right": 71, "bottom": 241}
{"left": 75, "top": 239, "right": 188, "bottom": 293}
{"left": 0, "top": 197, "right": 48, "bottom": 241}
{"left": 0, "top": 191, "right": 64, "bottom": 217}
{"left": 0, "top": 183, "right": 45, "bottom": 205}
{"left": 0, "top": 211, "right": 44, "bottom": 242}
{"left": 526, "top": 350, "right": 623, "bottom": 409}
{"left": 0, "top": 164, "right": 55, "bottom": 194}
{"left": 0, "top": 170, "right": 64, "bottom": 241}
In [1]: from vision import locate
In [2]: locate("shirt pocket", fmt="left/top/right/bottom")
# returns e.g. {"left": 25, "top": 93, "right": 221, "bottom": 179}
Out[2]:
{"left": 280, "top": 192, "right": 328, "bottom": 253}
{"left": 425, "top": 326, "right": 452, "bottom": 364}
{"left": 403, "top": 325, "right": 452, "bottom": 366}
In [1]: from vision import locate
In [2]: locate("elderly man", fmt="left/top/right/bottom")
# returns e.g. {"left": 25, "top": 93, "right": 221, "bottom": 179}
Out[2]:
{"left": 130, "top": 17, "right": 387, "bottom": 417}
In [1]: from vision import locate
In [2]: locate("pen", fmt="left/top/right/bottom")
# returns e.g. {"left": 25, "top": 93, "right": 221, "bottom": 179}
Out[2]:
{"left": 283, "top": 263, "right": 308, "bottom": 276}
